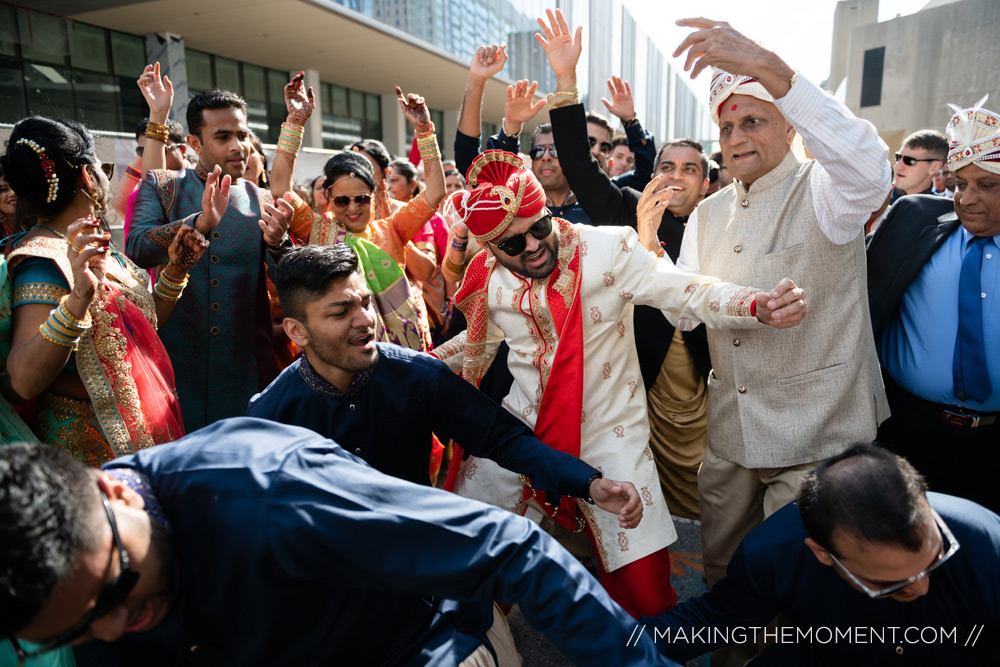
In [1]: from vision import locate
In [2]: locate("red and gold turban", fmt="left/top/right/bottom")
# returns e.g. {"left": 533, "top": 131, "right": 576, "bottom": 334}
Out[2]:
{"left": 454, "top": 150, "right": 546, "bottom": 242}
{"left": 709, "top": 68, "right": 774, "bottom": 126}
{"left": 946, "top": 96, "right": 1000, "bottom": 176}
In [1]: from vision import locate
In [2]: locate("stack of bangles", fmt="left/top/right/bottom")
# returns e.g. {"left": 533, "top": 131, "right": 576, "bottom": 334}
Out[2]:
{"left": 145, "top": 121, "right": 170, "bottom": 143}
{"left": 153, "top": 271, "right": 189, "bottom": 302}
{"left": 39, "top": 295, "right": 92, "bottom": 348}
{"left": 277, "top": 122, "right": 305, "bottom": 158}
{"left": 415, "top": 123, "right": 440, "bottom": 163}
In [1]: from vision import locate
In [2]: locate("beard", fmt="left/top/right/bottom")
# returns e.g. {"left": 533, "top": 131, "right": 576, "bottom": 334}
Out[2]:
{"left": 493, "top": 233, "right": 559, "bottom": 280}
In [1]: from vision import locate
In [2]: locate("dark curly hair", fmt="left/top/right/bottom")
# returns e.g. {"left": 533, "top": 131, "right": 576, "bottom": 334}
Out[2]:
{"left": 1, "top": 116, "right": 106, "bottom": 227}
{"left": 0, "top": 444, "right": 102, "bottom": 636}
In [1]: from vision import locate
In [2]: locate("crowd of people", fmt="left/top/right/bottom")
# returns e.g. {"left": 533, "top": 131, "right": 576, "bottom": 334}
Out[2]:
{"left": 0, "top": 9, "right": 998, "bottom": 667}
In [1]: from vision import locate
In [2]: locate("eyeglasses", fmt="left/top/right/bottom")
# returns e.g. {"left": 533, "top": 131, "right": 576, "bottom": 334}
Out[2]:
{"left": 99, "top": 163, "right": 115, "bottom": 180}
{"left": 529, "top": 144, "right": 557, "bottom": 161}
{"left": 135, "top": 144, "right": 181, "bottom": 158}
{"left": 7, "top": 489, "right": 141, "bottom": 662}
{"left": 827, "top": 510, "right": 960, "bottom": 599}
{"left": 588, "top": 136, "right": 613, "bottom": 156}
{"left": 895, "top": 152, "right": 939, "bottom": 167}
{"left": 492, "top": 213, "right": 553, "bottom": 257}
{"left": 330, "top": 194, "right": 372, "bottom": 209}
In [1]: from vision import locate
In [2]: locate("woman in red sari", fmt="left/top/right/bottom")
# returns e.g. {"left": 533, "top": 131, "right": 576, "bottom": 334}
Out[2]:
{"left": 2, "top": 116, "right": 208, "bottom": 465}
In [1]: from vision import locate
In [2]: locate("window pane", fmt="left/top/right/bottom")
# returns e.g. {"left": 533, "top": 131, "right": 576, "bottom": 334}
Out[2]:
{"left": 348, "top": 89, "right": 364, "bottom": 122}
{"left": 214, "top": 56, "right": 240, "bottom": 94}
{"left": 23, "top": 61, "right": 74, "bottom": 119}
{"left": 116, "top": 74, "right": 147, "bottom": 132}
{"left": 0, "top": 5, "right": 18, "bottom": 57}
{"left": 70, "top": 23, "right": 109, "bottom": 73}
{"left": 18, "top": 9, "right": 69, "bottom": 65}
{"left": 73, "top": 70, "right": 118, "bottom": 129}
{"left": 365, "top": 93, "right": 381, "bottom": 141}
{"left": 243, "top": 64, "right": 265, "bottom": 101}
{"left": 330, "top": 84, "right": 348, "bottom": 117}
{"left": 110, "top": 32, "right": 144, "bottom": 77}
{"left": 266, "top": 70, "right": 288, "bottom": 144}
{"left": 0, "top": 55, "right": 28, "bottom": 123}
{"left": 186, "top": 50, "right": 213, "bottom": 93}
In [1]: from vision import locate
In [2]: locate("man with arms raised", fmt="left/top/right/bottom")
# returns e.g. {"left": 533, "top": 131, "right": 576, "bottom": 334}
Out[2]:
{"left": 127, "top": 87, "right": 299, "bottom": 429}
{"left": 670, "top": 18, "right": 891, "bottom": 587}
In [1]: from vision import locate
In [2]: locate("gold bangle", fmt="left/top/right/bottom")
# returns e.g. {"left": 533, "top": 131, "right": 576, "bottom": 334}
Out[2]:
{"left": 443, "top": 255, "right": 466, "bottom": 276}
{"left": 157, "top": 271, "right": 189, "bottom": 289}
{"left": 57, "top": 295, "right": 92, "bottom": 328}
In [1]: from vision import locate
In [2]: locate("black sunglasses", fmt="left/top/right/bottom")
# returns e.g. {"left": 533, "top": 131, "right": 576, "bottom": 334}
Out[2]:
{"left": 493, "top": 214, "right": 554, "bottom": 257}
{"left": 99, "top": 162, "right": 115, "bottom": 180}
{"left": 895, "top": 152, "right": 938, "bottom": 167}
{"left": 529, "top": 144, "right": 557, "bottom": 161}
{"left": 7, "top": 490, "right": 140, "bottom": 662}
{"left": 588, "top": 136, "right": 613, "bottom": 156}
{"left": 330, "top": 194, "right": 372, "bottom": 208}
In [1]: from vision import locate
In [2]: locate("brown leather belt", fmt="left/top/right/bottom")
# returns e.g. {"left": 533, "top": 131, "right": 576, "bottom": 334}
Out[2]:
{"left": 885, "top": 375, "right": 997, "bottom": 428}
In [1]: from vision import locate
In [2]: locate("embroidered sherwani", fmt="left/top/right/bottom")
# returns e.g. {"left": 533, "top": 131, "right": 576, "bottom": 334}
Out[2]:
{"left": 434, "top": 221, "right": 762, "bottom": 572}
{"left": 126, "top": 168, "right": 281, "bottom": 430}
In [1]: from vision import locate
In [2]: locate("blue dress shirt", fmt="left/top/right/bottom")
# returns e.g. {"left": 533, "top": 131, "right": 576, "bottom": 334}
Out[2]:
{"left": 880, "top": 227, "right": 1000, "bottom": 410}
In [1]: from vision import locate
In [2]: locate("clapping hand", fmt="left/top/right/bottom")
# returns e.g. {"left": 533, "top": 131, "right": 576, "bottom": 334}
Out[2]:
{"left": 260, "top": 193, "right": 295, "bottom": 247}
{"left": 166, "top": 226, "right": 209, "bottom": 272}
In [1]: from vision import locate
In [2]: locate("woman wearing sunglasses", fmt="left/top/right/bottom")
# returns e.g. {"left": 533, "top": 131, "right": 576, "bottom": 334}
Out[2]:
{"left": 1, "top": 116, "right": 208, "bottom": 464}
{"left": 272, "top": 82, "right": 446, "bottom": 351}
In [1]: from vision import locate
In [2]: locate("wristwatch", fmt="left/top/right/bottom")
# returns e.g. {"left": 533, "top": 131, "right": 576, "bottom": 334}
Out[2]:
{"left": 583, "top": 472, "right": 602, "bottom": 504}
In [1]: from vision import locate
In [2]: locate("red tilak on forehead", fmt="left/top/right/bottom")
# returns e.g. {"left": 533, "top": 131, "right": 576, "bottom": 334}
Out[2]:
{"left": 732, "top": 104, "right": 738, "bottom": 111}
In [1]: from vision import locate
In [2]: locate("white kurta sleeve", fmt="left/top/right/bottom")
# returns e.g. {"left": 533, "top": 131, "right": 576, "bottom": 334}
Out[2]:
{"left": 774, "top": 75, "right": 892, "bottom": 245}
{"left": 610, "top": 226, "right": 765, "bottom": 330}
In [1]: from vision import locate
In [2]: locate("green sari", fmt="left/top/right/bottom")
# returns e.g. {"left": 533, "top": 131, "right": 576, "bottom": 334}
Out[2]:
{"left": 0, "top": 258, "right": 75, "bottom": 667}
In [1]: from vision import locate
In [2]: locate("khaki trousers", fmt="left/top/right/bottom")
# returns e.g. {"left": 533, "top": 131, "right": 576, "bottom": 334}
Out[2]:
{"left": 459, "top": 603, "right": 523, "bottom": 667}
{"left": 698, "top": 447, "right": 817, "bottom": 587}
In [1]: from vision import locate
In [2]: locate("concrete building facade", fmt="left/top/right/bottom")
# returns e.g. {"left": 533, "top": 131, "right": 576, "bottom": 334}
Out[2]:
{"left": 828, "top": 0, "right": 1000, "bottom": 152}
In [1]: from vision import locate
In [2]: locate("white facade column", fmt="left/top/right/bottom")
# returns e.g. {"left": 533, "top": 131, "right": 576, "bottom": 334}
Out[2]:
{"left": 301, "top": 69, "right": 323, "bottom": 149}
{"left": 144, "top": 33, "right": 188, "bottom": 132}
{"left": 381, "top": 92, "right": 407, "bottom": 156}
{"left": 441, "top": 108, "right": 459, "bottom": 161}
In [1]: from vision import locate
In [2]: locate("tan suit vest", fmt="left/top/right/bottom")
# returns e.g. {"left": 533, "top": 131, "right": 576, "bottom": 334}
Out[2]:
{"left": 697, "top": 151, "right": 888, "bottom": 468}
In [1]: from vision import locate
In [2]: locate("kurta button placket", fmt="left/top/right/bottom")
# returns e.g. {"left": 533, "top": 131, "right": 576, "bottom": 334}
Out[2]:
{"left": 210, "top": 255, "right": 219, "bottom": 264}
{"left": 211, "top": 303, "right": 220, "bottom": 311}
{"left": 211, "top": 231, "right": 221, "bottom": 240}
{"left": 740, "top": 199, "right": 750, "bottom": 208}
{"left": 734, "top": 245, "right": 743, "bottom": 253}
{"left": 737, "top": 385, "right": 747, "bottom": 393}
{"left": 211, "top": 279, "right": 219, "bottom": 287}
{"left": 733, "top": 339, "right": 740, "bottom": 346}
{"left": 349, "top": 404, "right": 356, "bottom": 411}
{"left": 210, "top": 326, "right": 220, "bottom": 335}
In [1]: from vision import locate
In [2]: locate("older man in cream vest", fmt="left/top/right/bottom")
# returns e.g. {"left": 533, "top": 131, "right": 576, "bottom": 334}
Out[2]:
{"left": 670, "top": 19, "right": 892, "bottom": 587}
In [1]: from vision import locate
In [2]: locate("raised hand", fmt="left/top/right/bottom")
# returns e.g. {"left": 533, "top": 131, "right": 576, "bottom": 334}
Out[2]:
{"left": 395, "top": 86, "right": 432, "bottom": 133}
{"left": 590, "top": 477, "right": 643, "bottom": 529}
{"left": 259, "top": 193, "right": 294, "bottom": 247}
{"left": 673, "top": 18, "right": 795, "bottom": 95}
{"left": 137, "top": 62, "right": 173, "bottom": 124}
{"left": 199, "top": 165, "right": 231, "bottom": 233}
{"left": 469, "top": 44, "right": 507, "bottom": 83}
{"left": 284, "top": 71, "right": 316, "bottom": 126}
{"left": 755, "top": 278, "right": 807, "bottom": 328}
{"left": 636, "top": 175, "right": 680, "bottom": 253}
{"left": 534, "top": 8, "right": 583, "bottom": 82}
{"left": 166, "top": 226, "right": 209, "bottom": 273}
{"left": 504, "top": 80, "right": 547, "bottom": 136}
{"left": 600, "top": 76, "right": 635, "bottom": 122}
{"left": 65, "top": 217, "right": 110, "bottom": 302}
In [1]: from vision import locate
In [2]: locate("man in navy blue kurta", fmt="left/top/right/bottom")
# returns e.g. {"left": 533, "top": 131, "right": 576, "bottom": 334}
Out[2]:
{"left": 0, "top": 420, "right": 678, "bottom": 666}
